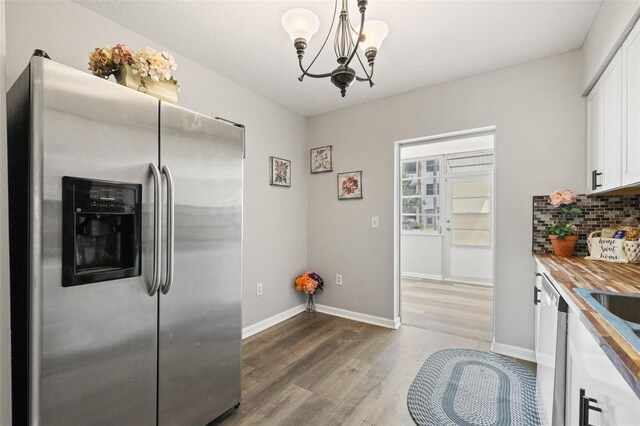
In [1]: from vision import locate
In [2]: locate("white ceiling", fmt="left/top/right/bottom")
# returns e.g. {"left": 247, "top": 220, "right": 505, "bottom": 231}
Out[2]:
{"left": 76, "top": 0, "right": 602, "bottom": 117}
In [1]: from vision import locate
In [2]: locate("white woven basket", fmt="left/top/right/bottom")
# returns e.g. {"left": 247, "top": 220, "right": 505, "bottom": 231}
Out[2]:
{"left": 587, "top": 231, "right": 640, "bottom": 263}
{"left": 624, "top": 239, "right": 640, "bottom": 263}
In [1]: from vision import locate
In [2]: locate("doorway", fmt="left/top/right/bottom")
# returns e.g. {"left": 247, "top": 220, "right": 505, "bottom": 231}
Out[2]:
{"left": 397, "top": 130, "right": 495, "bottom": 342}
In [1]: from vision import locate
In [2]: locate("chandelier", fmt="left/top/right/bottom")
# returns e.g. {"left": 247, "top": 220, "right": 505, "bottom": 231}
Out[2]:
{"left": 282, "top": 0, "right": 389, "bottom": 97}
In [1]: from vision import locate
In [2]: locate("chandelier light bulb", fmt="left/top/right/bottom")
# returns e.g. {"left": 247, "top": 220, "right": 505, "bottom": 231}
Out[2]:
{"left": 282, "top": 8, "right": 320, "bottom": 43}
{"left": 355, "top": 20, "right": 389, "bottom": 52}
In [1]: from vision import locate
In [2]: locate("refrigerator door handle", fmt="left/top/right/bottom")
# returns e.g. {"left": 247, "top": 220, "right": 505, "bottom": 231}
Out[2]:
{"left": 161, "top": 164, "right": 175, "bottom": 295}
{"left": 149, "top": 162, "right": 163, "bottom": 296}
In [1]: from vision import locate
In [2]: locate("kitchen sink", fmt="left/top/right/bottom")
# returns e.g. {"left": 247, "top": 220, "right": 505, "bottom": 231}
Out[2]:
{"left": 591, "top": 292, "right": 640, "bottom": 324}
{"left": 576, "top": 289, "right": 640, "bottom": 354}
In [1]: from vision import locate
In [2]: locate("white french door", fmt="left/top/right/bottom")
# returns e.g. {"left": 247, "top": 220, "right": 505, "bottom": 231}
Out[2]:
{"left": 443, "top": 174, "right": 493, "bottom": 284}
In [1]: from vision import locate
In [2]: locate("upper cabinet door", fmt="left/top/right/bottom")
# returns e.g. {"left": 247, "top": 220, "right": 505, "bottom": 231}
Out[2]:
{"left": 587, "top": 77, "right": 604, "bottom": 193}
{"left": 587, "top": 49, "right": 622, "bottom": 194}
{"left": 622, "top": 21, "right": 640, "bottom": 185}
{"left": 602, "top": 50, "right": 623, "bottom": 191}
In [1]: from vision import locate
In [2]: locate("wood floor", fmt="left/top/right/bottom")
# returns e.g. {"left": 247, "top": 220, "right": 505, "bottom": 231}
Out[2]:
{"left": 212, "top": 312, "right": 492, "bottom": 426}
{"left": 401, "top": 277, "right": 493, "bottom": 342}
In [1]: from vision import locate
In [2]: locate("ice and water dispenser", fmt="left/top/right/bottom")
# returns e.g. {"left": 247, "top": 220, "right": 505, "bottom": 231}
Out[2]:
{"left": 62, "top": 177, "right": 142, "bottom": 286}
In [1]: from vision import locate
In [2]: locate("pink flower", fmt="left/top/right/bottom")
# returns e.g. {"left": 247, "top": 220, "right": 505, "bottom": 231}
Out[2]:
{"left": 111, "top": 44, "right": 133, "bottom": 66}
{"left": 549, "top": 189, "right": 577, "bottom": 208}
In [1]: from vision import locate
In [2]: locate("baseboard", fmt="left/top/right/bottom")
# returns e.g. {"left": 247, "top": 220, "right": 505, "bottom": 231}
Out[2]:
{"left": 401, "top": 272, "right": 444, "bottom": 281}
{"left": 443, "top": 277, "right": 493, "bottom": 287}
{"left": 490, "top": 340, "right": 536, "bottom": 363}
{"left": 242, "top": 302, "right": 401, "bottom": 340}
{"left": 242, "top": 303, "right": 306, "bottom": 339}
{"left": 315, "top": 304, "right": 400, "bottom": 329}
{"left": 402, "top": 273, "right": 492, "bottom": 287}
{"left": 394, "top": 316, "right": 402, "bottom": 329}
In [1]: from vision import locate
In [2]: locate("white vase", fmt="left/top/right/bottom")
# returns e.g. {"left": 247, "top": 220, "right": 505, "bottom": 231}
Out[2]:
{"left": 115, "top": 65, "right": 179, "bottom": 104}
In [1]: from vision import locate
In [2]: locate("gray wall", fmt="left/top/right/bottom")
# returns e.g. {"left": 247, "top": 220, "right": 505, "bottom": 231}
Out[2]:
{"left": 0, "top": 1, "right": 11, "bottom": 423}
{"left": 307, "top": 51, "right": 586, "bottom": 351}
{"left": 581, "top": 0, "right": 640, "bottom": 93}
{"left": 4, "top": 0, "right": 309, "bottom": 329}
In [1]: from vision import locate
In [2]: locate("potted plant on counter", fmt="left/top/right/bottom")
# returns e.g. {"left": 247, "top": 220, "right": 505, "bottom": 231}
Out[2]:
{"left": 546, "top": 189, "right": 582, "bottom": 257}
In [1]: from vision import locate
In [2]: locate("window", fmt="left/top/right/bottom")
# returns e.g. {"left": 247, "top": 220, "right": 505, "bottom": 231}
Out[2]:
{"left": 401, "top": 157, "right": 440, "bottom": 233}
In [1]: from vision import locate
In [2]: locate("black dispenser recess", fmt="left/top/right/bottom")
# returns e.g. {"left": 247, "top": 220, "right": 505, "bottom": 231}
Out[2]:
{"left": 62, "top": 177, "right": 142, "bottom": 286}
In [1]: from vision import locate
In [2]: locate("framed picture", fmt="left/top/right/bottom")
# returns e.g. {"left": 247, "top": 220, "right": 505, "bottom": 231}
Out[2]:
{"left": 337, "top": 171, "right": 363, "bottom": 200}
{"left": 310, "top": 145, "right": 333, "bottom": 173}
{"left": 269, "top": 156, "right": 291, "bottom": 187}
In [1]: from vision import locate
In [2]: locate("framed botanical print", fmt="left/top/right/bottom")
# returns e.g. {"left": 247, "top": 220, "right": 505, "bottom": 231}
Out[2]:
{"left": 270, "top": 156, "right": 291, "bottom": 187}
{"left": 337, "top": 171, "right": 363, "bottom": 200}
{"left": 310, "top": 145, "right": 333, "bottom": 173}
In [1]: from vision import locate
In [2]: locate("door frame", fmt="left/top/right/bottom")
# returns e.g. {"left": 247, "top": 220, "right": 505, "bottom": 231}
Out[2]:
{"left": 393, "top": 126, "right": 496, "bottom": 330}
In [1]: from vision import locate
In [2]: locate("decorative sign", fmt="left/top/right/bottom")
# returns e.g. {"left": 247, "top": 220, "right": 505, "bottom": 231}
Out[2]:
{"left": 586, "top": 237, "right": 628, "bottom": 263}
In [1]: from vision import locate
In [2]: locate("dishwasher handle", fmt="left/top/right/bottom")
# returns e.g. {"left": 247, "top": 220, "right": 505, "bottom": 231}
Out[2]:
{"left": 533, "top": 272, "right": 542, "bottom": 305}
{"left": 533, "top": 286, "right": 541, "bottom": 305}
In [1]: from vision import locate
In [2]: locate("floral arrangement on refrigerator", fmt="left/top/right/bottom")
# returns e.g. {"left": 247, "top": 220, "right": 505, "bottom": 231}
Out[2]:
{"left": 295, "top": 272, "right": 324, "bottom": 312}
{"left": 88, "top": 44, "right": 179, "bottom": 103}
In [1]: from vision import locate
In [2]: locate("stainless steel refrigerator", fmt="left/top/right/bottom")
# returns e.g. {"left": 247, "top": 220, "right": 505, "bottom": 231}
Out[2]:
{"left": 7, "top": 53, "right": 244, "bottom": 425}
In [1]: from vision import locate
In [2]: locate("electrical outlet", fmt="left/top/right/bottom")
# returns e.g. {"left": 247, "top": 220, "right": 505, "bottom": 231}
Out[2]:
{"left": 371, "top": 216, "right": 379, "bottom": 228}
{"left": 256, "top": 282, "right": 263, "bottom": 296}
{"left": 336, "top": 274, "right": 343, "bottom": 286}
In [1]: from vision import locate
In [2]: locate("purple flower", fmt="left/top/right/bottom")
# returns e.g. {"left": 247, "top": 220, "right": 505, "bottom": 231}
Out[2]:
{"left": 308, "top": 272, "right": 324, "bottom": 291}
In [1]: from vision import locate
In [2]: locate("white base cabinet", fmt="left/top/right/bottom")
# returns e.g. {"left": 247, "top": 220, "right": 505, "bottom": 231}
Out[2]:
{"left": 565, "top": 310, "right": 640, "bottom": 426}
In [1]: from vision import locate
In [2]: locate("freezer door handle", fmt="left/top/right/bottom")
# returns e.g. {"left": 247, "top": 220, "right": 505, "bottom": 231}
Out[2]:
{"left": 149, "top": 162, "right": 163, "bottom": 296}
{"left": 161, "top": 164, "right": 175, "bottom": 295}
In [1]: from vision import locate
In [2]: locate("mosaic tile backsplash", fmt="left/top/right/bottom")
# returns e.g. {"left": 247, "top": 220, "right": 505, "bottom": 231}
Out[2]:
{"left": 532, "top": 194, "right": 640, "bottom": 256}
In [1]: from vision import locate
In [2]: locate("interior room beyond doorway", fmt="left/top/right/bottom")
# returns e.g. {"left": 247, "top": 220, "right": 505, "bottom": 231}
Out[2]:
{"left": 399, "top": 132, "right": 495, "bottom": 342}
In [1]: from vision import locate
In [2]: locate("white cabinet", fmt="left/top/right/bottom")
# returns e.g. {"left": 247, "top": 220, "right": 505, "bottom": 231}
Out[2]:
{"left": 587, "top": 49, "right": 622, "bottom": 193}
{"left": 603, "top": 51, "right": 623, "bottom": 190}
{"left": 565, "top": 309, "right": 640, "bottom": 426}
{"left": 622, "top": 19, "right": 640, "bottom": 186}
{"left": 587, "top": 75, "right": 604, "bottom": 192}
{"left": 533, "top": 269, "right": 542, "bottom": 358}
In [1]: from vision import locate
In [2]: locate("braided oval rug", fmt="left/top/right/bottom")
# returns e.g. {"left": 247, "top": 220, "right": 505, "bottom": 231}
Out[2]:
{"left": 407, "top": 349, "right": 541, "bottom": 426}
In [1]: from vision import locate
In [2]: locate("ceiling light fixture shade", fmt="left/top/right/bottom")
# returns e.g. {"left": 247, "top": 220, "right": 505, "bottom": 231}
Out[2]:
{"left": 282, "top": 8, "right": 320, "bottom": 43}
{"left": 355, "top": 20, "right": 389, "bottom": 52}
{"left": 282, "top": 0, "right": 388, "bottom": 97}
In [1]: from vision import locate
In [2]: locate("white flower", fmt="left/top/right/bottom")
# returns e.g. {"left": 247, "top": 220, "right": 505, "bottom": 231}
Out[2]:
{"left": 131, "top": 47, "right": 178, "bottom": 84}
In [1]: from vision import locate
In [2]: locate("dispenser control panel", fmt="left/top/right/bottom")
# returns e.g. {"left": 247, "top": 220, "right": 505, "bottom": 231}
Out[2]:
{"left": 76, "top": 185, "right": 136, "bottom": 213}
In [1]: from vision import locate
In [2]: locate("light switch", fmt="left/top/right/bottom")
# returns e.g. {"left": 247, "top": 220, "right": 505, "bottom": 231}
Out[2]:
{"left": 371, "top": 216, "right": 379, "bottom": 228}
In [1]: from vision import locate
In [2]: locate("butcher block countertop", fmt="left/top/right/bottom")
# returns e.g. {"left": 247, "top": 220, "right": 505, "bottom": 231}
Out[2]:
{"left": 534, "top": 253, "right": 640, "bottom": 396}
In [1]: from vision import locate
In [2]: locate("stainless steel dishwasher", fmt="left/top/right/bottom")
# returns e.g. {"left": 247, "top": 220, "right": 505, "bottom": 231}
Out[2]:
{"left": 535, "top": 273, "right": 568, "bottom": 426}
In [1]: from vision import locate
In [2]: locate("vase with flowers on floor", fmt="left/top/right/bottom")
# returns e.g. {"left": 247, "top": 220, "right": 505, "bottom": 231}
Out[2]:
{"left": 295, "top": 272, "right": 324, "bottom": 313}
{"left": 546, "top": 189, "right": 582, "bottom": 257}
